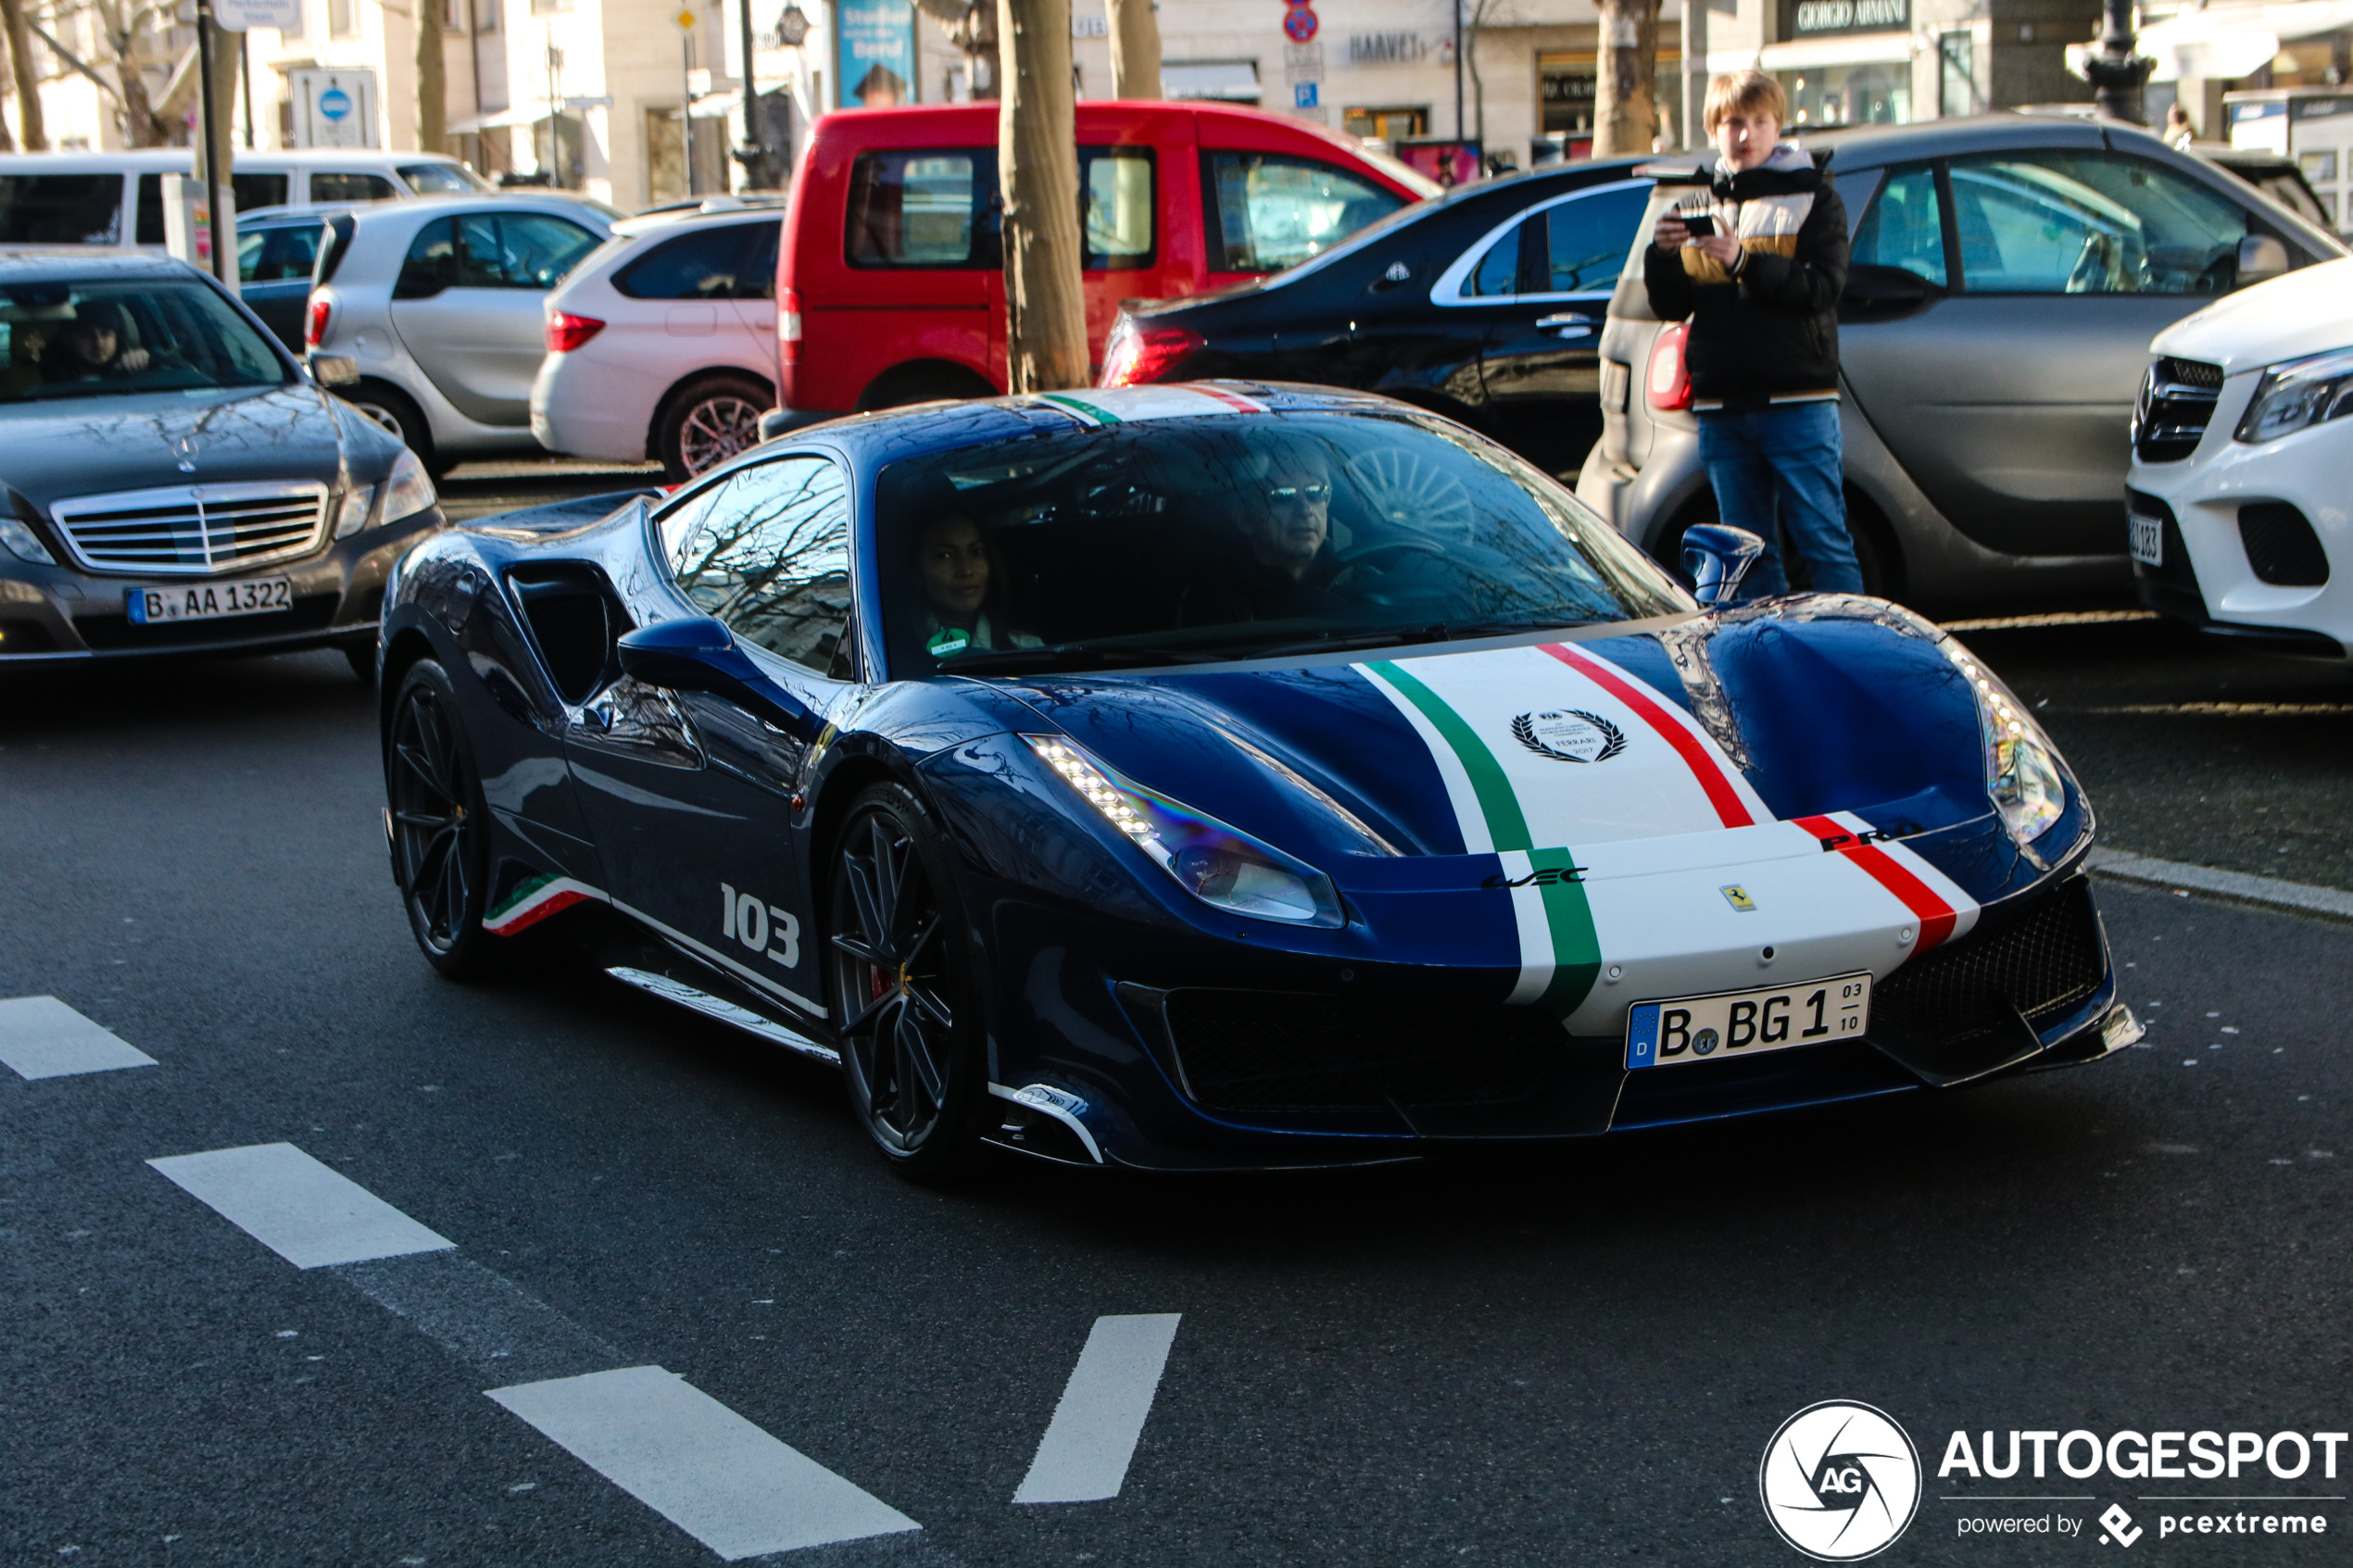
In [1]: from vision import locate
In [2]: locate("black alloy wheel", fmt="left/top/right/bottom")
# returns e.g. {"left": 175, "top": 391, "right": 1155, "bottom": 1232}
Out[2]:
{"left": 827, "top": 784, "right": 985, "bottom": 1180}
{"left": 387, "top": 659, "right": 497, "bottom": 978}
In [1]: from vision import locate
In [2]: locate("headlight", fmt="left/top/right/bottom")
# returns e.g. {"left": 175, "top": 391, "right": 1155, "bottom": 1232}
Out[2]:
{"left": 0, "top": 516, "right": 57, "bottom": 565}
{"left": 334, "top": 483, "right": 377, "bottom": 538}
{"left": 1022, "top": 734, "right": 1345, "bottom": 927}
{"left": 1943, "top": 643, "right": 2067, "bottom": 847}
{"left": 2235, "top": 346, "right": 2353, "bottom": 444}
{"left": 380, "top": 448, "right": 437, "bottom": 525}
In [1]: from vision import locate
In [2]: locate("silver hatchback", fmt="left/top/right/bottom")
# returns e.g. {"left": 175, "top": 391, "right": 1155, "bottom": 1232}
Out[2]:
{"left": 1575, "top": 114, "right": 2347, "bottom": 612}
{"left": 303, "top": 194, "right": 613, "bottom": 473}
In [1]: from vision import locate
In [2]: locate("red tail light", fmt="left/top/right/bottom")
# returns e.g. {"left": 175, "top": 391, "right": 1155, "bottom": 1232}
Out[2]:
{"left": 546, "top": 312, "right": 606, "bottom": 354}
{"left": 1645, "top": 322, "right": 1692, "bottom": 412}
{"left": 305, "top": 295, "right": 332, "bottom": 348}
{"left": 778, "top": 286, "right": 801, "bottom": 366}
{"left": 1099, "top": 318, "right": 1203, "bottom": 387}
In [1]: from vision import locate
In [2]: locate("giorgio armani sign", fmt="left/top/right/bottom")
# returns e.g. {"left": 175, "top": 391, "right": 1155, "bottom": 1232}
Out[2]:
{"left": 1785, "top": 0, "right": 1908, "bottom": 34}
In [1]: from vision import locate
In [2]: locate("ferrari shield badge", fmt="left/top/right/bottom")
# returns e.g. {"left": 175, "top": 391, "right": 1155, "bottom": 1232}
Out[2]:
{"left": 1511, "top": 709, "right": 1626, "bottom": 764}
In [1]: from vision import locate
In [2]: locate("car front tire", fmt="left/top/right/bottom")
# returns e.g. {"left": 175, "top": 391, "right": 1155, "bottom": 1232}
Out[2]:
{"left": 386, "top": 659, "right": 499, "bottom": 980}
{"left": 826, "top": 783, "right": 989, "bottom": 1182}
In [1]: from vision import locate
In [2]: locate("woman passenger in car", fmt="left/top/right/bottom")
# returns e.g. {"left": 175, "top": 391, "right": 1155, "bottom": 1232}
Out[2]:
{"left": 913, "top": 512, "right": 1041, "bottom": 658}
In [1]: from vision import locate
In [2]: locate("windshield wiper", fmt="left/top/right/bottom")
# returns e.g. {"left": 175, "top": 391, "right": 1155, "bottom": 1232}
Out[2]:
{"left": 1247, "top": 621, "right": 1590, "bottom": 659}
{"left": 937, "top": 642, "right": 1227, "bottom": 674}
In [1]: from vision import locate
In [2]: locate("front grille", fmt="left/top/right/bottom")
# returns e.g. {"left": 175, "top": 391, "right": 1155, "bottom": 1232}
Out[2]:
{"left": 1871, "top": 878, "right": 2106, "bottom": 1060}
{"left": 1162, "top": 990, "right": 1566, "bottom": 1114}
{"left": 2133, "top": 357, "right": 2223, "bottom": 462}
{"left": 50, "top": 482, "right": 330, "bottom": 576}
{"left": 2239, "top": 502, "right": 2331, "bottom": 587}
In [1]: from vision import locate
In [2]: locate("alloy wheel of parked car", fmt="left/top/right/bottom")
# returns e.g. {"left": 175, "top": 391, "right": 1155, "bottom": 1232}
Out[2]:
{"left": 827, "top": 784, "right": 983, "bottom": 1179}
{"left": 388, "top": 660, "right": 497, "bottom": 978}
{"left": 661, "top": 374, "right": 769, "bottom": 481}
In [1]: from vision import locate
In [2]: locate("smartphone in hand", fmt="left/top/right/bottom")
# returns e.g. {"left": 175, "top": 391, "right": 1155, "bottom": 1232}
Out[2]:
{"left": 1680, "top": 212, "right": 1717, "bottom": 239}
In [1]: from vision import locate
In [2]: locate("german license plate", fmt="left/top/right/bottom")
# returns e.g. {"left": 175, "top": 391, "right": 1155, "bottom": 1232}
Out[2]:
{"left": 126, "top": 577, "right": 293, "bottom": 624}
{"left": 2128, "top": 511, "right": 2164, "bottom": 567}
{"left": 1625, "top": 972, "right": 1872, "bottom": 1069}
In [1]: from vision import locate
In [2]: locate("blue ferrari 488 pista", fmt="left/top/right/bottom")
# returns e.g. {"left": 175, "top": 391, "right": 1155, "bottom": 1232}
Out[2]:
{"left": 376, "top": 383, "right": 2139, "bottom": 1177}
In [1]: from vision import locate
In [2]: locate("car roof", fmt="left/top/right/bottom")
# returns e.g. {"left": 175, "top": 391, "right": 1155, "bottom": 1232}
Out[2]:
{"left": 344, "top": 192, "right": 610, "bottom": 225}
{"left": 0, "top": 148, "right": 467, "bottom": 169}
{"left": 0, "top": 248, "right": 201, "bottom": 282}
{"left": 610, "top": 203, "right": 785, "bottom": 241}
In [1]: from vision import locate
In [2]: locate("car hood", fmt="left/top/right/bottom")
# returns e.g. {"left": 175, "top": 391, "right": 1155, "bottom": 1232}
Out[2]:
{"left": 998, "top": 600, "right": 2071, "bottom": 908}
{"left": 2151, "top": 257, "right": 2353, "bottom": 374}
{"left": 0, "top": 383, "right": 351, "bottom": 519}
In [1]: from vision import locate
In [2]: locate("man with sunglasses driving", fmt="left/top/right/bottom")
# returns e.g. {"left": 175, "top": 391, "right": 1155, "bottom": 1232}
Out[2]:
{"left": 1178, "top": 444, "right": 1347, "bottom": 627}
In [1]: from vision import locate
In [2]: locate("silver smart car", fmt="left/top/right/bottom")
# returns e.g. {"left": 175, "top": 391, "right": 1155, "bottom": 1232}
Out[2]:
{"left": 1575, "top": 113, "right": 2347, "bottom": 613}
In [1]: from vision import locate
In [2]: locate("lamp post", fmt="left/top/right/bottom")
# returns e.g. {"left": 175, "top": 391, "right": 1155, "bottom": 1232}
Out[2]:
{"left": 2082, "top": 0, "right": 2153, "bottom": 124}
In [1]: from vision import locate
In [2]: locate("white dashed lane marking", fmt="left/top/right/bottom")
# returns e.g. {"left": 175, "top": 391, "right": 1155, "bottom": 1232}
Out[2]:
{"left": 146, "top": 1144, "right": 458, "bottom": 1268}
{"left": 490, "top": 1367, "right": 921, "bottom": 1560}
{"left": 0, "top": 996, "right": 158, "bottom": 1080}
{"left": 1013, "top": 1313, "right": 1183, "bottom": 1505}
{"left": 148, "top": 1142, "right": 921, "bottom": 1556}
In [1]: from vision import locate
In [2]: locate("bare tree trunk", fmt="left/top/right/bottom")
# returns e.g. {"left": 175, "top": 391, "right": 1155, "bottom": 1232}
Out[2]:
{"left": 0, "top": 24, "right": 16, "bottom": 150}
{"left": 193, "top": 18, "right": 237, "bottom": 183}
{"left": 416, "top": 0, "right": 447, "bottom": 151}
{"left": 1105, "top": 0, "right": 1157, "bottom": 99}
{"left": 1590, "top": 0, "right": 1657, "bottom": 157}
{"left": 0, "top": 0, "right": 47, "bottom": 148}
{"left": 996, "top": 0, "right": 1086, "bottom": 392}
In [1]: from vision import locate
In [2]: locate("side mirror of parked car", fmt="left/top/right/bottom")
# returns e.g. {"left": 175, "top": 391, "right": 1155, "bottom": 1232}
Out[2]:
{"left": 615, "top": 616, "right": 823, "bottom": 739}
{"left": 1840, "top": 263, "right": 1943, "bottom": 323}
{"left": 308, "top": 355, "right": 360, "bottom": 388}
{"left": 1681, "top": 524, "right": 1768, "bottom": 608}
{"left": 2237, "top": 233, "right": 2290, "bottom": 287}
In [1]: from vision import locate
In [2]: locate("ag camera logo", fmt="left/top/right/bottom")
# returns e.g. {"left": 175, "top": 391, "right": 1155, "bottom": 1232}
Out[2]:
{"left": 1760, "top": 1400, "right": 1922, "bottom": 1561}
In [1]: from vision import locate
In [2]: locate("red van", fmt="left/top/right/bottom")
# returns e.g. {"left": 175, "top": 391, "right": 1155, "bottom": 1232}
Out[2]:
{"left": 771, "top": 101, "right": 1436, "bottom": 427}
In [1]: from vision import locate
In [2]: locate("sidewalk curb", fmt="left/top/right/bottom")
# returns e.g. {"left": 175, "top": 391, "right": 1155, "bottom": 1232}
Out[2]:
{"left": 2088, "top": 849, "right": 2353, "bottom": 925}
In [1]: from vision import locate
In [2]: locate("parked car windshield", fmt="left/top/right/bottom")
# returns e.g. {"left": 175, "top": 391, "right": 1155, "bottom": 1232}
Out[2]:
{"left": 876, "top": 409, "right": 1690, "bottom": 675}
{"left": 0, "top": 278, "right": 287, "bottom": 403}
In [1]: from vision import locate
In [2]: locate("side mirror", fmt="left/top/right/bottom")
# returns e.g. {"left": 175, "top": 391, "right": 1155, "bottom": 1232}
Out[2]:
{"left": 2237, "top": 233, "right": 2289, "bottom": 286}
{"left": 309, "top": 354, "right": 360, "bottom": 388}
{"left": 1681, "top": 523, "right": 1768, "bottom": 608}
{"left": 1839, "top": 263, "right": 1941, "bottom": 322}
{"left": 616, "top": 616, "right": 823, "bottom": 740}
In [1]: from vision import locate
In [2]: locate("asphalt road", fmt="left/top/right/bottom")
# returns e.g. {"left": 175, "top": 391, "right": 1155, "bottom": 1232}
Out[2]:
{"left": 3, "top": 474, "right": 2348, "bottom": 1568}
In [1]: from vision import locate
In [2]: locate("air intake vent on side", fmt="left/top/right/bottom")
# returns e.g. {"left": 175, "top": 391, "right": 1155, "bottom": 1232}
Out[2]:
{"left": 2238, "top": 503, "right": 2331, "bottom": 587}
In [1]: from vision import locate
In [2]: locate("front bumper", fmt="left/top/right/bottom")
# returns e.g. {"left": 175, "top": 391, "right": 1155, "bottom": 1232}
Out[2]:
{"left": 2128, "top": 411, "right": 2351, "bottom": 659}
{"left": 0, "top": 506, "right": 447, "bottom": 664}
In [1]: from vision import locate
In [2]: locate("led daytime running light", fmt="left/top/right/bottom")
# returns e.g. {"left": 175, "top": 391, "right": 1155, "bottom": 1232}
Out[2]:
{"left": 1944, "top": 643, "right": 2067, "bottom": 847}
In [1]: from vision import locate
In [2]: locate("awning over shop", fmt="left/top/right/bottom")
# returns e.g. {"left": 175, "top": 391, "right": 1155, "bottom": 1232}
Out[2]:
{"left": 450, "top": 97, "right": 611, "bottom": 133}
{"left": 671, "top": 92, "right": 743, "bottom": 119}
{"left": 1743, "top": 33, "right": 1912, "bottom": 71}
{"left": 2133, "top": 0, "right": 2353, "bottom": 80}
{"left": 1163, "top": 60, "right": 1261, "bottom": 101}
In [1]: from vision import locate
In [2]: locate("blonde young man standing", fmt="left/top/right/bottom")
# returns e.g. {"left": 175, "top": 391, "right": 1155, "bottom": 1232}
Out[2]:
{"left": 1646, "top": 69, "right": 1859, "bottom": 598}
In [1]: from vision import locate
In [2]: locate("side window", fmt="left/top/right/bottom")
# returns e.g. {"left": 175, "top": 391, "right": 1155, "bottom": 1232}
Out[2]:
{"left": 0, "top": 173, "right": 125, "bottom": 245}
{"left": 1080, "top": 147, "right": 1155, "bottom": 270}
{"left": 233, "top": 172, "right": 290, "bottom": 211}
{"left": 1464, "top": 221, "right": 1524, "bottom": 296}
{"left": 846, "top": 150, "right": 994, "bottom": 268}
{"left": 239, "top": 222, "right": 321, "bottom": 282}
{"left": 1948, "top": 151, "right": 2252, "bottom": 295}
{"left": 1543, "top": 184, "right": 1649, "bottom": 293}
{"left": 1206, "top": 153, "right": 1405, "bottom": 272}
{"left": 1851, "top": 164, "right": 1946, "bottom": 287}
{"left": 394, "top": 218, "right": 458, "bottom": 297}
{"left": 736, "top": 218, "right": 779, "bottom": 299}
{"left": 669, "top": 456, "right": 854, "bottom": 678}
{"left": 311, "top": 171, "right": 399, "bottom": 204}
{"left": 615, "top": 223, "right": 758, "bottom": 300}
{"left": 458, "top": 212, "right": 600, "bottom": 288}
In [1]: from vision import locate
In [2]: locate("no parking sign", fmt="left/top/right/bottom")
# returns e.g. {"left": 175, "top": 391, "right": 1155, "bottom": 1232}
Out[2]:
{"left": 1282, "top": 1, "right": 1317, "bottom": 43}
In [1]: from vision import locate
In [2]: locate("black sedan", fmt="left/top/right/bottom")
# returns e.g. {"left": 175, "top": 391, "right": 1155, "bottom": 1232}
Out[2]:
{"left": 0, "top": 251, "right": 442, "bottom": 675}
{"left": 1099, "top": 158, "right": 1652, "bottom": 471}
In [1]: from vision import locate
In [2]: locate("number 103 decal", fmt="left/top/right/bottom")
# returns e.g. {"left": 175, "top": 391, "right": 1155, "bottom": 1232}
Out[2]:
{"left": 721, "top": 883, "right": 801, "bottom": 968}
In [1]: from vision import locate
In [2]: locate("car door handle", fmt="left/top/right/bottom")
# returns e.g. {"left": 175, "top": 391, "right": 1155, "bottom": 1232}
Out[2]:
{"left": 1535, "top": 312, "right": 1596, "bottom": 338}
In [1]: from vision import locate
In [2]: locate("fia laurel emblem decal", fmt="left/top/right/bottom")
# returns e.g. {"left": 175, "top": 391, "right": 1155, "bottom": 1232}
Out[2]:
{"left": 1511, "top": 710, "right": 1626, "bottom": 763}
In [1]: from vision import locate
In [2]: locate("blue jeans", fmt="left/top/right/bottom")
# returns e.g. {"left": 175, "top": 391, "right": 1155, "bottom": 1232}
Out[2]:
{"left": 1694, "top": 402, "right": 1862, "bottom": 599}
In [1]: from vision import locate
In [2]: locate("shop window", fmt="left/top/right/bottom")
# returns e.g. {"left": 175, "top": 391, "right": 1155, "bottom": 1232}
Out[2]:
{"left": 1850, "top": 164, "right": 1945, "bottom": 285}
{"left": 1780, "top": 64, "right": 1910, "bottom": 127}
{"left": 1948, "top": 151, "right": 2255, "bottom": 295}
{"left": 1342, "top": 107, "right": 1428, "bottom": 141}
{"left": 1938, "top": 33, "right": 1978, "bottom": 118}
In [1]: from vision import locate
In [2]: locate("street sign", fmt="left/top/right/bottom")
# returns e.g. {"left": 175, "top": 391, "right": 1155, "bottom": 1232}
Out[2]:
{"left": 291, "top": 69, "right": 379, "bottom": 147}
{"left": 1282, "top": 4, "right": 1319, "bottom": 44}
{"left": 676, "top": 6, "right": 697, "bottom": 28}
{"left": 212, "top": 0, "right": 302, "bottom": 30}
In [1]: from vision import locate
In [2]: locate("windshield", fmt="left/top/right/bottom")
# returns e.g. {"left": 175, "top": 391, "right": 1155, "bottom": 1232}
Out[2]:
{"left": 0, "top": 278, "right": 287, "bottom": 404}
{"left": 877, "top": 409, "right": 1689, "bottom": 676}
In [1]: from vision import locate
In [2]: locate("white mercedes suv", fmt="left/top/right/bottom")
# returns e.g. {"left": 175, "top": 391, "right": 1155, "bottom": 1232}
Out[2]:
{"left": 2128, "top": 256, "right": 2352, "bottom": 658}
